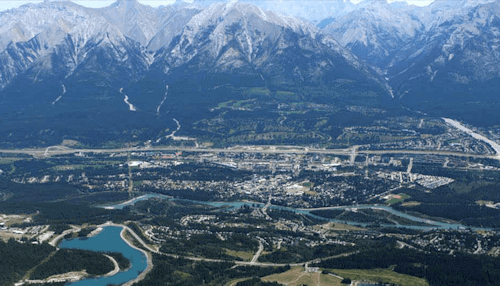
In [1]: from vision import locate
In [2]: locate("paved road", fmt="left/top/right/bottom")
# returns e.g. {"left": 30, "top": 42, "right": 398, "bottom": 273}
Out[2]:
{"left": 443, "top": 117, "right": 500, "bottom": 158}
{"left": 49, "top": 225, "right": 81, "bottom": 247}
{"left": 2, "top": 118, "right": 500, "bottom": 160}
{"left": 397, "top": 240, "right": 423, "bottom": 252}
{"left": 103, "top": 255, "right": 120, "bottom": 276}
{"left": 251, "top": 238, "right": 265, "bottom": 264}
{"left": 41, "top": 223, "right": 357, "bottom": 286}
{"left": 100, "top": 222, "right": 357, "bottom": 268}
{"left": 0, "top": 145, "right": 496, "bottom": 160}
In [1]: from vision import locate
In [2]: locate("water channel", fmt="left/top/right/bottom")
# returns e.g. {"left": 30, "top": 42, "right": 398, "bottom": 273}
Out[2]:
{"left": 59, "top": 226, "right": 147, "bottom": 286}
{"left": 64, "top": 194, "right": 488, "bottom": 285}
{"left": 102, "top": 194, "right": 484, "bottom": 231}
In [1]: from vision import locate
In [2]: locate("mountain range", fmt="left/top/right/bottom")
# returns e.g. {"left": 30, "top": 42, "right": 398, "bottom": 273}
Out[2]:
{"left": 0, "top": 0, "right": 499, "bottom": 147}
{"left": 321, "top": 0, "right": 500, "bottom": 121}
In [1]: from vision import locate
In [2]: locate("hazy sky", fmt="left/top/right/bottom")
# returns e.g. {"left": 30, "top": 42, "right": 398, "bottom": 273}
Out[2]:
{"left": 0, "top": 0, "right": 436, "bottom": 12}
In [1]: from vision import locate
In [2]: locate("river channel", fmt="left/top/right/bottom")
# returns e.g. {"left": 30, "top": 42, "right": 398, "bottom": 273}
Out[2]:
{"left": 67, "top": 194, "right": 488, "bottom": 285}
{"left": 102, "top": 194, "right": 486, "bottom": 231}
{"left": 59, "top": 226, "right": 147, "bottom": 286}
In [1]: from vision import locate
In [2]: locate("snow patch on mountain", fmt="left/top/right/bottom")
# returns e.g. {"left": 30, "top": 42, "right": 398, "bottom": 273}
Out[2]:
{"left": 52, "top": 83, "right": 66, "bottom": 105}
{"left": 120, "top": 88, "right": 137, "bottom": 111}
{"left": 156, "top": 85, "right": 169, "bottom": 115}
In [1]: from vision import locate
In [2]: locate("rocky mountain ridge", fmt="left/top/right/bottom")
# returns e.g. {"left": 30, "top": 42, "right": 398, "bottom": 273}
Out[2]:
{"left": 320, "top": 0, "right": 500, "bottom": 106}
{"left": 0, "top": 0, "right": 385, "bottom": 93}
{"left": 1, "top": 0, "right": 498, "bottom": 97}
{"left": 0, "top": 0, "right": 499, "bottom": 147}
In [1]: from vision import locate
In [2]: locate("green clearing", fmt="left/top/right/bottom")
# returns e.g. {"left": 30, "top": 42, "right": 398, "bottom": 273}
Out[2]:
{"left": 216, "top": 99, "right": 258, "bottom": 110}
{"left": 51, "top": 160, "right": 122, "bottom": 171}
{"left": 402, "top": 201, "right": 421, "bottom": 207}
{"left": 315, "top": 222, "right": 366, "bottom": 232}
{"left": 225, "top": 278, "right": 250, "bottom": 286}
{"left": 315, "top": 119, "right": 328, "bottom": 128}
{"left": 243, "top": 87, "right": 271, "bottom": 96}
{"left": 301, "top": 181, "right": 314, "bottom": 188}
{"left": 52, "top": 165, "right": 91, "bottom": 171}
{"left": 217, "top": 100, "right": 234, "bottom": 108}
{"left": 378, "top": 135, "right": 418, "bottom": 143}
{"left": 386, "top": 193, "right": 411, "bottom": 205}
{"left": 281, "top": 110, "right": 306, "bottom": 115}
{"left": 386, "top": 199, "right": 400, "bottom": 204}
{"left": 449, "top": 181, "right": 492, "bottom": 194}
{"left": 339, "top": 133, "right": 417, "bottom": 144}
{"left": 225, "top": 249, "right": 254, "bottom": 261}
{"left": 0, "top": 158, "right": 22, "bottom": 164}
{"left": 276, "top": 91, "right": 300, "bottom": 100}
{"left": 331, "top": 268, "right": 428, "bottom": 286}
{"left": 320, "top": 274, "right": 344, "bottom": 285}
{"left": 262, "top": 267, "right": 342, "bottom": 286}
{"left": 173, "top": 270, "right": 192, "bottom": 279}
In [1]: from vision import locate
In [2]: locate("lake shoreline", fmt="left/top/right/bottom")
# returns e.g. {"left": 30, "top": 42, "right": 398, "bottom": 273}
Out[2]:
{"left": 120, "top": 226, "right": 153, "bottom": 286}
{"left": 96, "top": 222, "right": 154, "bottom": 286}
{"left": 59, "top": 225, "right": 150, "bottom": 286}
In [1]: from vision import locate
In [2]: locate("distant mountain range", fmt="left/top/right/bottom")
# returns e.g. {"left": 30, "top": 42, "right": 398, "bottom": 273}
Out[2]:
{"left": 0, "top": 0, "right": 499, "bottom": 146}
{"left": 0, "top": 0, "right": 387, "bottom": 107}
{"left": 319, "top": 0, "right": 500, "bottom": 123}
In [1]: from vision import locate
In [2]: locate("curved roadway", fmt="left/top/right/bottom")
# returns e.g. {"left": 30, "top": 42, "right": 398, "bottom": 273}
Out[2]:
{"left": 100, "top": 222, "right": 356, "bottom": 268}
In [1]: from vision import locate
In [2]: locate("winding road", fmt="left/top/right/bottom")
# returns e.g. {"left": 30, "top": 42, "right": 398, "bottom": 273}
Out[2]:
{"left": 103, "top": 254, "right": 120, "bottom": 277}
{"left": 99, "top": 222, "right": 358, "bottom": 269}
{"left": 251, "top": 238, "right": 265, "bottom": 264}
{"left": 443, "top": 117, "right": 500, "bottom": 158}
{"left": 49, "top": 225, "right": 81, "bottom": 247}
{"left": 166, "top": 119, "right": 181, "bottom": 139}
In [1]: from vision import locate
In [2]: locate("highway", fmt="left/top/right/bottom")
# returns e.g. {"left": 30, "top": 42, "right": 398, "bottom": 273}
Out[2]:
{"left": 0, "top": 144, "right": 497, "bottom": 160}
{"left": 443, "top": 117, "right": 500, "bottom": 158}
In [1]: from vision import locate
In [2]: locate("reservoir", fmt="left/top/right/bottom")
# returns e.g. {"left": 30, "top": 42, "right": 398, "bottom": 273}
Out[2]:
{"left": 59, "top": 226, "right": 148, "bottom": 286}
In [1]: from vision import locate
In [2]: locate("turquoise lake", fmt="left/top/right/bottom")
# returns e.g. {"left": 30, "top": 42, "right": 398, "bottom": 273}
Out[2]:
{"left": 59, "top": 226, "right": 147, "bottom": 286}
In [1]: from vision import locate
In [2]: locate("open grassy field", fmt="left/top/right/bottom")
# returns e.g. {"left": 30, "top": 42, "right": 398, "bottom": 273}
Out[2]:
{"left": 488, "top": 247, "right": 500, "bottom": 257}
{"left": 225, "top": 249, "right": 254, "bottom": 261}
{"left": 0, "top": 230, "right": 24, "bottom": 242}
{"left": 52, "top": 160, "right": 123, "bottom": 171}
{"left": 402, "top": 201, "right": 421, "bottom": 207}
{"left": 386, "top": 193, "right": 410, "bottom": 204}
{"left": 243, "top": 87, "right": 271, "bottom": 96}
{"left": 225, "top": 278, "right": 251, "bottom": 286}
{"left": 0, "top": 214, "right": 32, "bottom": 227}
{"left": 0, "top": 157, "right": 22, "bottom": 164}
{"left": 262, "top": 267, "right": 343, "bottom": 286}
{"left": 315, "top": 222, "right": 366, "bottom": 232}
{"left": 52, "top": 165, "right": 92, "bottom": 171}
{"left": 449, "top": 181, "right": 492, "bottom": 194}
{"left": 331, "top": 268, "right": 428, "bottom": 286}
{"left": 261, "top": 266, "right": 427, "bottom": 286}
